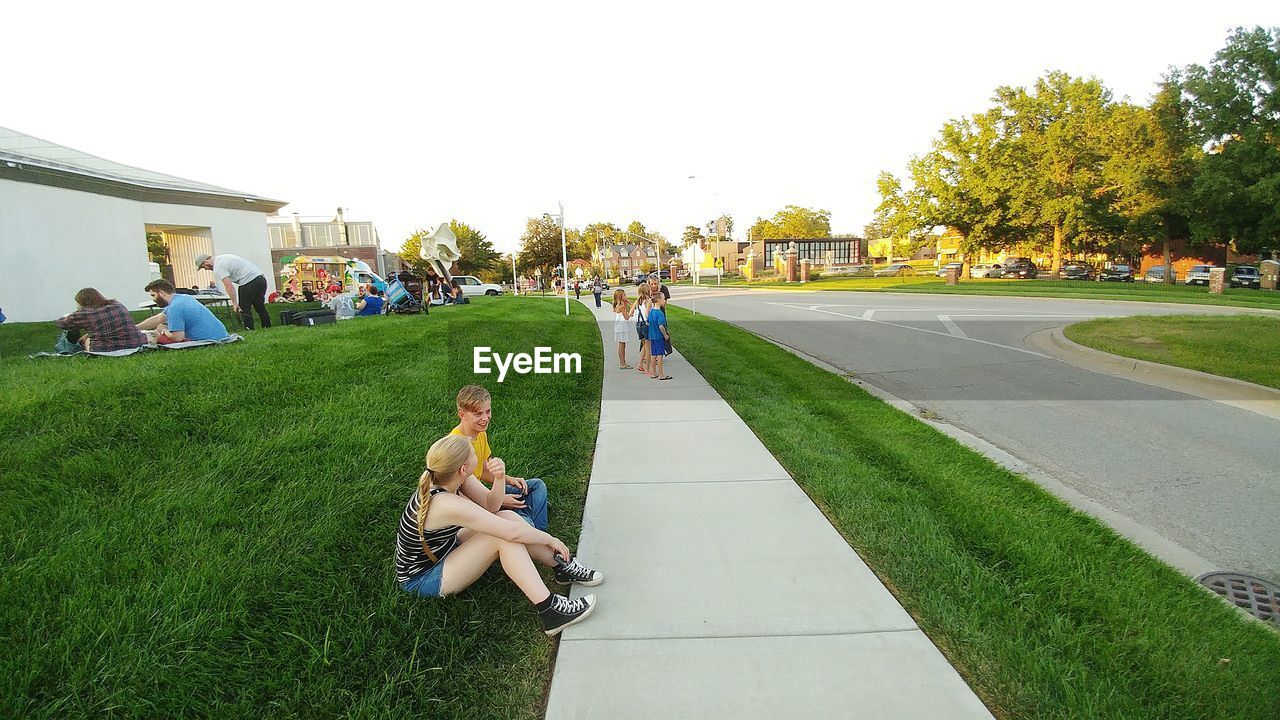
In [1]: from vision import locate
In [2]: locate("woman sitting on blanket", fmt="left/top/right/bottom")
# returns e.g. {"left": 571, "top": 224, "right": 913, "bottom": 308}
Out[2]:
{"left": 55, "top": 288, "right": 147, "bottom": 353}
{"left": 394, "top": 434, "right": 603, "bottom": 636}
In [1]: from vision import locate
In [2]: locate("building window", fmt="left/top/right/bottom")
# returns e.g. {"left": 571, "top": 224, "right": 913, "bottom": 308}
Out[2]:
{"left": 305, "top": 225, "right": 336, "bottom": 247}
{"left": 268, "top": 225, "right": 300, "bottom": 249}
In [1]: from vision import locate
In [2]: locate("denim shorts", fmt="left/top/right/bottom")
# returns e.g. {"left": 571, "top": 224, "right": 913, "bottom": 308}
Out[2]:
{"left": 401, "top": 561, "right": 446, "bottom": 597}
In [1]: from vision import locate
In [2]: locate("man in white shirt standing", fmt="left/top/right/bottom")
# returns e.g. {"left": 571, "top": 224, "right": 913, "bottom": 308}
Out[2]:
{"left": 196, "top": 253, "right": 271, "bottom": 329}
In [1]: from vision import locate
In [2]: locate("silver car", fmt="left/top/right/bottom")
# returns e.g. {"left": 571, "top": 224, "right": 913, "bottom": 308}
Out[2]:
{"left": 1183, "top": 265, "right": 1216, "bottom": 286}
{"left": 971, "top": 263, "right": 1003, "bottom": 278}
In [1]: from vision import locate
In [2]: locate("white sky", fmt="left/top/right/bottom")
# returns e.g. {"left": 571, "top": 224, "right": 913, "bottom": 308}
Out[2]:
{"left": 4, "top": 2, "right": 1276, "bottom": 255}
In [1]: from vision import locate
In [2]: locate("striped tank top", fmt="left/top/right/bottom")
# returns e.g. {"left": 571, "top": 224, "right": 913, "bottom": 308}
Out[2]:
{"left": 395, "top": 486, "right": 463, "bottom": 584}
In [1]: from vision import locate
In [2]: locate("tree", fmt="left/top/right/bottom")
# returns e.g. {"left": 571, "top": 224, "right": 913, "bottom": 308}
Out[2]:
{"left": 398, "top": 231, "right": 435, "bottom": 277}
{"left": 146, "top": 232, "right": 167, "bottom": 265}
{"left": 1183, "top": 26, "right": 1280, "bottom": 255}
{"left": 997, "top": 72, "right": 1119, "bottom": 272}
{"left": 682, "top": 225, "right": 706, "bottom": 248}
{"left": 1102, "top": 80, "right": 1199, "bottom": 278}
{"left": 450, "top": 220, "right": 502, "bottom": 277}
{"left": 749, "top": 206, "right": 832, "bottom": 240}
{"left": 706, "top": 214, "right": 734, "bottom": 238}
{"left": 516, "top": 216, "right": 580, "bottom": 280}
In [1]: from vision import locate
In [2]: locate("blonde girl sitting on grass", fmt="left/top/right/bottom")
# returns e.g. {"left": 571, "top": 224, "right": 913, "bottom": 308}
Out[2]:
{"left": 394, "top": 434, "right": 603, "bottom": 636}
{"left": 612, "top": 288, "right": 633, "bottom": 369}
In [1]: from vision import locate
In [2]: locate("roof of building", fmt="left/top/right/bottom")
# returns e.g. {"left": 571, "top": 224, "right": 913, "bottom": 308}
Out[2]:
{"left": 0, "top": 126, "right": 287, "bottom": 212}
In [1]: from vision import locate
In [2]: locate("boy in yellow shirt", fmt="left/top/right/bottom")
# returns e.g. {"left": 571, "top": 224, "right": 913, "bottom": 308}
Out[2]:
{"left": 450, "top": 385, "right": 549, "bottom": 530}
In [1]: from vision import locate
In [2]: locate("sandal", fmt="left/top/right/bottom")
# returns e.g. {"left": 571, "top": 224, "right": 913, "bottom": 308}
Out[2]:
{"left": 657, "top": 375, "right": 673, "bottom": 381}
{"left": 619, "top": 364, "right": 632, "bottom": 369}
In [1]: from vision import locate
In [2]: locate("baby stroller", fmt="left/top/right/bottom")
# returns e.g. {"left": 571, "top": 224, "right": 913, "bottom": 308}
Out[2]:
{"left": 385, "top": 272, "right": 426, "bottom": 314}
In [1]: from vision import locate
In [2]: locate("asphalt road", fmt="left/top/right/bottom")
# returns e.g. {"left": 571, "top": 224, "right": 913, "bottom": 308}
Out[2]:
{"left": 670, "top": 286, "right": 1280, "bottom": 584}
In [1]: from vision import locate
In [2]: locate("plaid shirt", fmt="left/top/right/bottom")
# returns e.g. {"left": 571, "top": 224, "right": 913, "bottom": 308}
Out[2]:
{"left": 55, "top": 301, "right": 147, "bottom": 352}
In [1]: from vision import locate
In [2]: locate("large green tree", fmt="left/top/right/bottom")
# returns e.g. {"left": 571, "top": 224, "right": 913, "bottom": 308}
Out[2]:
{"left": 449, "top": 220, "right": 501, "bottom": 276}
{"left": 1102, "top": 80, "right": 1199, "bottom": 278}
{"left": 516, "top": 216, "right": 581, "bottom": 279}
{"left": 749, "top": 206, "right": 832, "bottom": 240}
{"left": 997, "top": 72, "right": 1119, "bottom": 272}
{"left": 1182, "top": 26, "right": 1280, "bottom": 255}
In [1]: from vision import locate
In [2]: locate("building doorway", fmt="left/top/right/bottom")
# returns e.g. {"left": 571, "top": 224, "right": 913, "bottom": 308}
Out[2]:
{"left": 145, "top": 224, "right": 214, "bottom": 290}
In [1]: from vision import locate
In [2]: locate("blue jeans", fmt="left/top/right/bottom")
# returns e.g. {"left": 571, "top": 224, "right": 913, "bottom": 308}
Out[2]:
{"left": 509, "top": 477, "right": 548, "bottom": 530}
{"left": 401, "top": 561, "right": 446, "bottom": 597}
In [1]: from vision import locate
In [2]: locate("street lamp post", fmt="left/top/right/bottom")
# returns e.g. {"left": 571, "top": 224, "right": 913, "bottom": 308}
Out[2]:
{"left": 544, "top": 203, "right": 570, "bottom": 316}
{"left": 510, "top": 253, "right": 518, "bottom": 296}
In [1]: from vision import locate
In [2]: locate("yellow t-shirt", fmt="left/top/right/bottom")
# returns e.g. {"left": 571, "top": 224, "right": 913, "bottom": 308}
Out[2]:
{"left": 451, "top": 427, "right": 491, "bottom": 480}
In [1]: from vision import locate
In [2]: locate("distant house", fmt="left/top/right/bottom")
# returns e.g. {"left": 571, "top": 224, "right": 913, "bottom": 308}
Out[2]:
{"left": 601, "top": 243, "right": 658, "bottom": 277}
{"left": 266, "top": 211, "right": 402, "bottom": 281}
{"left": 1137, "top": 239, "right": 1259, "bottom": 276}
{"left": 0, "top": 126, "right": 286, "bottom": 322}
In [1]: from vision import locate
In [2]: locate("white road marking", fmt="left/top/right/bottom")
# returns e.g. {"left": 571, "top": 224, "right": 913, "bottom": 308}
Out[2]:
{"left": 937, "top": 315, "right": 967, "bottom": 338}
{"left": 763, "top": 301, "right": 1052, "bottom": 359}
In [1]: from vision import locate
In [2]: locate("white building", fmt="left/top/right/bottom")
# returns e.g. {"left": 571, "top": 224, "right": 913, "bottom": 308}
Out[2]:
{"left": 0, "top": 126, "right": 287, "bottom": 322}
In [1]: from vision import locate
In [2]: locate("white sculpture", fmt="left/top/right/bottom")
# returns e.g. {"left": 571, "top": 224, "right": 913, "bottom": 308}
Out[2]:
{"left": 419, "top": 223, "right": 462, "bottom": 279}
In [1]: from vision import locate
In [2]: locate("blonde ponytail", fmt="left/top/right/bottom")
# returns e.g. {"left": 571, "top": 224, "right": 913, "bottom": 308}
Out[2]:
{"left": 415, "top": 434, "right": 473, "bottom": 560}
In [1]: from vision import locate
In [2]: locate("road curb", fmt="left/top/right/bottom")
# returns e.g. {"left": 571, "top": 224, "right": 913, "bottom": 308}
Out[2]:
{"left": 1026, "top": 326, "right": 1280, "bottom": 422}
{"left": 746, "top": 332, "right": 1220, "bottom": 582}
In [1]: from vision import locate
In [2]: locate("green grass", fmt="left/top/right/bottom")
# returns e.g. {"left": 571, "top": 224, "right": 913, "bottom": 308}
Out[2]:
{"left": 1064, "top": 315, "right": 1280, "bottom": 390}
{"left": 711, "top": 274, "right": 1280, "bottom": 310}
{"left": 666, "top": 305, "right": 1280, "bottom": 720}
{"left": 0, "top": 297, "right": 602, "bottom": 719}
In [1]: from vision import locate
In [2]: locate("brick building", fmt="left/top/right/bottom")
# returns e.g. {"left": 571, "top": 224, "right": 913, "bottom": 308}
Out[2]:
{"left": 266, "top": 211, "right": 402, "bottom": 281}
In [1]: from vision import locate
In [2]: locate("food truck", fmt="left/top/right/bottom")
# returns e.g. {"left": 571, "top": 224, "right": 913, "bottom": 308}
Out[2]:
{"left": 278, "top": 256, "right": 387, "bottom": 295}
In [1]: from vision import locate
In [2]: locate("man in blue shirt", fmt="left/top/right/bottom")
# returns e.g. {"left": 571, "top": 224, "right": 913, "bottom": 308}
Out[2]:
{"left": 137, "top": 280, "right": 230, "bottom": 342}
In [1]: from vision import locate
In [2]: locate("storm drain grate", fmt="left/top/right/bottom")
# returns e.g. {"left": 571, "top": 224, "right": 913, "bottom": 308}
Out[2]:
{"left": 1197, "top": 571, "right": 1280, "bottom": 624}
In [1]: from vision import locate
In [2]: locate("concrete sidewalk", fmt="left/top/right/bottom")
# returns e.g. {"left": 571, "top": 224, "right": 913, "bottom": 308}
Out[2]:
{"left": 544, "top": 297, "right": 994, "bottom": 719}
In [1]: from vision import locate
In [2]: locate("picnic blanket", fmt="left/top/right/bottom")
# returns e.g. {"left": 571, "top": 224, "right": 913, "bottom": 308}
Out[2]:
{"left": 29, "top": 334, "right": 244, "bottom": 359}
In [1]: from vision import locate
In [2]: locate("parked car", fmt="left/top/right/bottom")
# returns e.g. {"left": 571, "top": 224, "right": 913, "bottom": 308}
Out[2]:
{"left": 453, "top": 275, "right": 504, "bottom": 296}
{"left": 1098, "top": 264, "right": 1135, "bottom": 282}
{"left": 1230, "top": 266, "right": 1261, "bottom": 289}
{"left": 1143, "top": 265, "right": 1177, "bottom": 283}
{"left": 827, "top": 264, "right": 875, "bottom": 277}
{"left": 1059, "top": 262, "right": 1094, "bottom": 280}
{"left": 935, "top": 262, "right": 964, "bottom": 277}
{"left": 1183, "top": 264, "right": 1217, "bottom": 286}
{"left": 970, "top": 263, "right": 1003, "bottom": 278}
{"left": 874, "top": 263, "right": 917, "bottom": 277}
{"left": 1002, "top": 257, "right": 1038, "bottom": 279}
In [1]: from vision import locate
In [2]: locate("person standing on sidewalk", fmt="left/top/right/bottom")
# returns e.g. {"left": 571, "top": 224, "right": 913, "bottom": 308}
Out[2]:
{"left": 612, "top": 289, "right": 633, "bottom": 369}
{"left": 592, "top": 276, "right": 603, "bottom": 308}
{"left": 394, "top": 434, "right": 602, "bottom": 636}
{"left": 647, "top": 294, "right": 672, "bottom": 380}
{"left": 647, "top": 273, "right": 670, "bottom": 303}
{"left": 634, "top": 284, "right": 652, "bottom": 375}
{"left": 196, "top": 253, "right": 271, "bottom": 329}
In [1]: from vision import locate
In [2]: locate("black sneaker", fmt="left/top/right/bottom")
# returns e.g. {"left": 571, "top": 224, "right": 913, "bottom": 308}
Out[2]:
{"left": 539, "top": 594, "right": 596, "bottom": 636}
{"left": 554, "top": 557, "right": 605, "bottom": 586}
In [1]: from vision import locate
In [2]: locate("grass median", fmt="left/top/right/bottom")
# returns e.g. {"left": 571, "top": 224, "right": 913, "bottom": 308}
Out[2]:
{"left": 700, "top": 275, "right": 1280, "bottom": 310}
{"left": 666, "top": 305, "right": 1280, "bottom": 720}
{"left": 1063, "top": 315, "right": 1280, "bottom": 391}
{"left": 0, "top": 296, "right": 602, "bottom": 719}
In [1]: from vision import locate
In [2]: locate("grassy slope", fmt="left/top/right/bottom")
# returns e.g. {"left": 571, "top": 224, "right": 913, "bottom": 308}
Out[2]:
{"left": 1064, "top": 315, "right": 1280, "bottom": 390}
{"left": 699, "top": 276, "right": 1280, "bottom": 310}
{"left": 0, "top": 297, "right": 602, "bottom": 719}
{"left": 667, "top": 305, "right": 1280, "bottom": 720}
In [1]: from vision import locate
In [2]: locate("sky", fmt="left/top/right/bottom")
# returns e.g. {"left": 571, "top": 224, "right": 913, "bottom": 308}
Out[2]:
{"left": 3, "top": 2, "right": 1277, "bottom": 256}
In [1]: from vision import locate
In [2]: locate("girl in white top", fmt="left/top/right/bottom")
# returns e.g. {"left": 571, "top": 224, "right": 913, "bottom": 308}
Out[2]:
{"left": 611, "top": 288, "right": 633, "bottom": 369}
